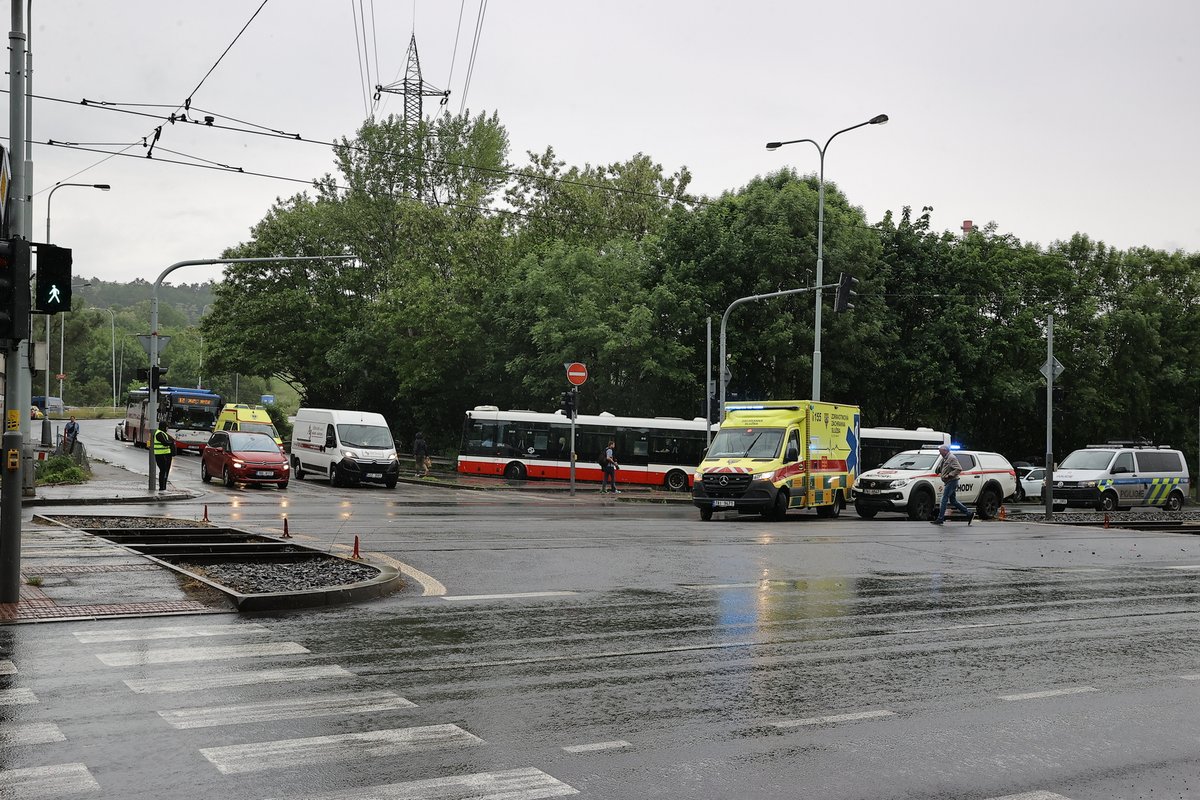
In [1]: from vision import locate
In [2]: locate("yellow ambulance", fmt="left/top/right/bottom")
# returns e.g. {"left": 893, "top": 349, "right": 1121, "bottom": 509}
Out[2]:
{"left": 214, "top": 404, "right": 283, "bottom": 449}
{"left": 692, "top": 400, "right": 860, "bottom": 521}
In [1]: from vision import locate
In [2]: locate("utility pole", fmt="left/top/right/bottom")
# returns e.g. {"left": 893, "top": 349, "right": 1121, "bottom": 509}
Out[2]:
{"left": 373, "top": 33, "right": 449, "bottom": 200}
{"left": 1, "top": 0, "right": 29, "bottom": 603}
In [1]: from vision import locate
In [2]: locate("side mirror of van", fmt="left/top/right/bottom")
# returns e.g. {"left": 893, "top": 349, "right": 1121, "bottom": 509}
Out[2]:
{"left": 785, "top": 443, "right": 800, "bottom": 463}
{"left": 1111, "top": 465, "right": 1128, "bottom": 474}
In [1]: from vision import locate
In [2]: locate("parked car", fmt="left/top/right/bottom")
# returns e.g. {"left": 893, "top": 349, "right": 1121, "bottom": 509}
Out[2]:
{"left": 851, "top": 446, "right": 1018, "bottom": 520}
{"left": 1020, "top": 467, "right": 1046, "bottom": 502}
{"left": 201, "top": 431, "right": 290, "bottom": 489}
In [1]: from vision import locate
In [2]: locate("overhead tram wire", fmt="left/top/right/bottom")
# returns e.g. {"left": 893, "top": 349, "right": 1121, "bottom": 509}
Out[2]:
{"left": 350, "top": 0, "right": 372, "bottom": 118}
{"left": 445, "top": 0, "right": 468, "bottom": 94}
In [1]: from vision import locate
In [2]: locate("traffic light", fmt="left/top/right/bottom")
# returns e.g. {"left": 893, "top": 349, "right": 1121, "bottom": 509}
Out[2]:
{"left": 560, "top": 389, "right": 577, "bottom": 419}
{"left": 34, "top": 244, "right": 73, "bottom": 314}
{"left": 834, "top": 271, "right": 859, "bottom": 313}
{"left": 150, "top": 365, "right": 168, "bottom": 391}
{"left": 0, "top": 237, "right": 32, "bottom": 341}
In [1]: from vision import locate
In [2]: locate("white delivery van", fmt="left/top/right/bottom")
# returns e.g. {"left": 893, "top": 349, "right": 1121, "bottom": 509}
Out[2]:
{"left": 290, "top": 408, "right": 399, "bottom": 488}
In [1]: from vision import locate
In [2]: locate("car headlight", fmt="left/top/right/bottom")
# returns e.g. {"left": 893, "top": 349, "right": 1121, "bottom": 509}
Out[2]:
{"left": 281, "top": 463, "right": 290, "bottom": 471}
{"left": 753, "top": 470, "right": 776, "bottom": 481}
{"left": 342, "top": 449, "right": 359, "bottom": 459}
{"left": 388, "top": 452, "right": 398, "bottom": 461}
{"left": 1082, "top": 481, "right": 1096, "bottom": 488}
{"left": 888, "top": 478, "right": 911, "bottom": 489}
{"left": 232, "top": 460, "right": 244, "bottom": 469}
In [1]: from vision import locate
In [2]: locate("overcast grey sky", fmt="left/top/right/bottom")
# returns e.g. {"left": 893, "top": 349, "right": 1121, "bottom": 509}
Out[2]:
{"left": 18, "top": 0, "right": 1200, "bottom": 286}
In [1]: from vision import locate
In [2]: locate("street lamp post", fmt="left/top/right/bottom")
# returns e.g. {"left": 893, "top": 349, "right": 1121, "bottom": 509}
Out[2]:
{"left": 96, "top": 307, "right": 116, "bottom": 407}
{"left": 766, "top": 114, "right": 887, "bottom": 401}
{"left": 43, "top": 182, "right": 110, "bottom": 444}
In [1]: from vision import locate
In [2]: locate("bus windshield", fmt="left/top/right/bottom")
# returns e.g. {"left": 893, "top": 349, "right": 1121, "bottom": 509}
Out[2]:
{"left": 706, "top": 427, "right": 784, "bottom": 460}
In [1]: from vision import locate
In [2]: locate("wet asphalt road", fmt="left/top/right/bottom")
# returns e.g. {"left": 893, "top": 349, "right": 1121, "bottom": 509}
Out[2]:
{"left": 4, "top": 421, "right": 1200, "bottom": 798}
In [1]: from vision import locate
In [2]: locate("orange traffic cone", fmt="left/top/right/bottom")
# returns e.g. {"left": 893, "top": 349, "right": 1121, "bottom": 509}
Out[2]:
{"left": 998, "top": 505, "right": 1006, "bottom": 521}
{"left": 351, "top": 535, "right": 361, "bottom": 560}
{"left": 1104, "top": 512, "right": 1110, "bottom": 529}
{"left": 282, "top": 517, "right": 291, "bottom": 538}
{"left": 202, "top": 504, "right": 209, "bottom": 522}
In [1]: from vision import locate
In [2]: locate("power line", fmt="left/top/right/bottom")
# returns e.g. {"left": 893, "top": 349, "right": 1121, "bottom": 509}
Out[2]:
{"left": 349, "top": 0, "right": 371, "bottom": 118}
{"left": 459, "top": 0, "right": 487, "bottom": 115}
{"left": 445, "top": 0, "right": 467, "bottom": 92}
{"left": 183, "top": 0, "right": 270, "bottom": 111}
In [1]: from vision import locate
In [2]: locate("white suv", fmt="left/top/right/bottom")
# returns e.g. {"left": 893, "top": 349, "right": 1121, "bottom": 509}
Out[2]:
{"left": 851, "top": 447, "right": 1018, "bottom": 520}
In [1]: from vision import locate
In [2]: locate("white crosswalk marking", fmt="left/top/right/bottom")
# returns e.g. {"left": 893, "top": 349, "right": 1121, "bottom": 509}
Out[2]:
{"left": 0, "top": 687, "right": 38, "bottom": 705}
{"left": 263, "top": 767, "right": 578, "bottom": 799}
{"left": 159, "top": 690, "right": 416, "bottom": 728}
{"left": 97, "top": 641, "right": 309, "bottom": 666}
{"left": 125, "top": 664, "right": 353, "bottom": 694}
{"left": 0, "top": 659, "right": 15, "bottom": 675}
{"left": 201, "top": 724, "right": 484, "bottom": 775}
{"left": 74, "top": 623, "right": 266, "bottom": 643}
{"left": 0, "top": 763, "right": 99, "bottom": 796}
{"left": 772, "top": 709, "right": 895, "bottom": 728}
{"left": 562, "top": 740, "right": 630, "bottom": 753}
{"left": 999, "top": 687, "right": 1097, "bottom": 702}
{"left": 0, "top": 722, "right": 66, "bottom": 746}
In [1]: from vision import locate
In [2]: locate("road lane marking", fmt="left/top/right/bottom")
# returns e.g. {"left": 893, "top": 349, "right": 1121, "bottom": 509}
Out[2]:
{"left": 562, "top": 740, "right": 630, "bottom": 753}
{"left": 0, "top": 763, "right": 99, "bottom": 796}
{"left": 1179, "top": 674, "right": 1200, "bottom": 681}
{"left": 201, "top": 724, "right": 484, "bottom": 775}
{"left": 0, "top": 659, "right": 14, "bottom": 675}
{"left": 97, "top": 641, "right": 309, "bottom": 666}
{"left": 125, "top": 664, "right": 353, "bottom": 694}
{"left": 1162, "top": 565, "right": 1200, "bottom": 570}
{"left": 0, "top": 722, "right": 66, "bottom": 746}
{"left": 159, "top": 690, "right": 416, "bottom": 728}
{"left": 999, "top": 686, "right": 1097, "bottom": 702}
{"left": 263, "top": 767, "right": 578, "bottom": 799}
{"left": 441, "top": 591, "right": 577, "bottom": 602}
{"left": 0, "top": 687, "right": 38, "bottom": 705}
{"left": 74, "top": 623, "right": 266, "bottom": 643}
{"left": 772, "top": 710, "right": 895, "bottom": 728}
{"left": 984, "top": 792, "right": 1076, "bottom": 800}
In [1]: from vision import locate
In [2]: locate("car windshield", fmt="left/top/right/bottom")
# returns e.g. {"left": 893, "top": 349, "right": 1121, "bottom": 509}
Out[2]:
{"left": 240, "top": 421, "right": 277, "bottom": 437}
{"left": 1060, "top": 450, "right": 1115, "bottom": 470}
{"left": 705, "top": 427, "right": 784, "bottom": 460}
{"left": 880, "top": 452, "right": 939, "bottom": 470}
{"left": 228, "top": 433, "right": 281, "bottom": 452}
{"left": 337, "top": 424, "right": 394, "bottom": 449}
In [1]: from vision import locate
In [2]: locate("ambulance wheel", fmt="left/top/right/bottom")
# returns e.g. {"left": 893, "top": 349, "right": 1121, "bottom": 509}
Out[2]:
{"left": 816, "top": 494, "right": 842, "bottom": 518}
{"left": 765, "top": 491, "right": 788, "bottom": 521}
{"left": 908, "top": 488, "right": 936, "bottom": 520}
{"left": 854, "top": 501, "right": 878, "bottom": 519}
{"left": 1165, "top": 491, "right": 1184, "bottom": 513}
{"left": 664, "top": 469, "right": 689, "bottom": 492}
{"left": 1098, "top": 490, "right": 1120, "bottom": 513}
{"left": 503, "top": 462, "right": 526, "bottom": 480}
{"left": 976, "top": 487, "right": 1002, "bottom": 520}
{"left": 699, "top": 507, "right": 713, "bottom": 521}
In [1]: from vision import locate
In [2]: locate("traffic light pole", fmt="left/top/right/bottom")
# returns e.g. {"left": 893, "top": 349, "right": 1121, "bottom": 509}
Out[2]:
{"left": 146, "top": 255, "right": 358, "bottom": 492}
{"left": 1, "top": 1, "right": 28, "bottom": 603}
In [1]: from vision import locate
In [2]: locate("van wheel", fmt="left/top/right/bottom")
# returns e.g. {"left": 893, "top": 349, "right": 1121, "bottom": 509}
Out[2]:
{"left": 503, "top": 462, "right": 526, "bottom": 481}
{"left": 816, "top": 493, "right": 842, "bottom": 518}
{"left": 854, "top": 501, "right": 878, "bottom": 519}
{"left": 385, "top": 477, "right": 398, "bottom": 489}
{"left": 664, "top": 469, "right": 689, "bottom": 492}
{"left": 1098, "top": 491, "right": 1120, "bottom": 513}
{"left": 764, "top": 491, "right": 788, "bottom": 521}
{"left": 330, "top": 465, "right": 342, "bottom": 487}
{"left": 293, "top": 457, "right": 305, "bottom": 480}
{"left": 1165, "top": 491, "right": 1184, "bottom": 513}
{"left": 976, "top": 487, "right": 1002, "bottom": 520}
{"left": 908, "top": 488, "right": 935, "bottom": 520}
{"left": 699, "top": 506, "right": 713, "bottom": 521}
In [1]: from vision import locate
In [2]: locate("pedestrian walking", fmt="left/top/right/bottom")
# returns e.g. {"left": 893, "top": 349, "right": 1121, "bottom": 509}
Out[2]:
{"left": 931, "top": 444, "right": 974, "bottom": 525}
{"left": 600, "top": 438, "right": 620, "bottom": 494}
{"left": 413, "top": 431, "right": 430, "bottom": 477}
{"left": 63, "top": 415, "right": 80, "bottom": 455}
{"left": 153, "top": 422, "right": 176, "bottom": 491}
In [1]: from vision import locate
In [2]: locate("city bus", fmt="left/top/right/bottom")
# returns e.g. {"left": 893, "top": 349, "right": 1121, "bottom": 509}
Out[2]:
{"left": 457, "top": 405, "right": 712, "bottom": 491}
{"left": 118, "top": 386, "right": 224, "bottom": 454}
{"left": 859, "top": 426, "right": 951, "bottom": 473}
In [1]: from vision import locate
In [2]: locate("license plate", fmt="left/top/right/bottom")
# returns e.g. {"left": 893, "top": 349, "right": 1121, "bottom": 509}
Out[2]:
{"left": 367, "top": 473, "right": 383, "bottom": 479}
{"left": 256, "top": 470, "right": 274, "bottom": 477}
{"left": 713, "top": 499, "right": 736, "bottom": 508}
{"left": 861, "top": 488, "right": 879, "bottom": 494}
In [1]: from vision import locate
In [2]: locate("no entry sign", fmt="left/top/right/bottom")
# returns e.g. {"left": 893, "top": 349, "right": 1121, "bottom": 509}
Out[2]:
{"left": 566, "top": 362, "right": 588, "bottom": 386}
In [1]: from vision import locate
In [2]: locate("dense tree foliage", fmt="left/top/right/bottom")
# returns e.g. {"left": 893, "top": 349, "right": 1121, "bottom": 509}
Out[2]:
{"left": 56, "top": 110, "right": 1200, "bottom": 479}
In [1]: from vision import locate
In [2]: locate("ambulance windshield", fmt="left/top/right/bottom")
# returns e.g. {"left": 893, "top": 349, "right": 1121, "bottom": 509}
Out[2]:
{"left": 706, "top": 427, "right": 784, "bottom": 460}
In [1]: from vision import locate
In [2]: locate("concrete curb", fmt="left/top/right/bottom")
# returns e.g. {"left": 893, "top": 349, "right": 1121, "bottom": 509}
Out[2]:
{"left": 22, "top": 488, "right": 204, "bottom": 506}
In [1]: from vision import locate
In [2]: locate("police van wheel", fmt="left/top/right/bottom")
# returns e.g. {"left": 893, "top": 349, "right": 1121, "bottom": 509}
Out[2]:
{"left": 664, "top": 470, "right": 689, "bottom": 492}
{"left": 908, "top": 489, "right": 935, "bottom": 521}
{"left": 1165, "top": 491, "right": 1184, "bottom": 513}
{"left": 699, "top": 507, "right": 713, "bottom": 521}
{"left": 1098, "top": 491, "right": 1120, "bottom": 513}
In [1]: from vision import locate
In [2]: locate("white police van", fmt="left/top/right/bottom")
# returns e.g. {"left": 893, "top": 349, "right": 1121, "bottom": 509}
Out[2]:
{"left": 1052, "top": 442, "right": 1188, "bottom": 512}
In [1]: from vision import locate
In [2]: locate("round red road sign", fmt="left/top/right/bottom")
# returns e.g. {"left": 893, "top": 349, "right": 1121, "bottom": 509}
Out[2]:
{"left": 566, "top": 362, "right": 588, "bottom": 386}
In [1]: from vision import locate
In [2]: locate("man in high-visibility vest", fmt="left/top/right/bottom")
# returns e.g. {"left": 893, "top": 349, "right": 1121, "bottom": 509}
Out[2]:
{"left": 153, "top": 422, "right": 175, "bottom": 491}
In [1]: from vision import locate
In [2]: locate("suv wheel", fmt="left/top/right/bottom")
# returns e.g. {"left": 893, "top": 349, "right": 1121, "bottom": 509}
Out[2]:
{"left": 976, "top": 486, "right": 1002, "bottom": 519}
{"left": 854, "top": 500, "right": 878, "bottom": 520}
{"left": 908, "top": 488, "right": 935, "bottom": 520}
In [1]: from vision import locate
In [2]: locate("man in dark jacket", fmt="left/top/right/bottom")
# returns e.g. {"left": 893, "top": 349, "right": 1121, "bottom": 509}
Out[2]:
{"left": 414, "top": 432, "right": 430, "bottom": 477}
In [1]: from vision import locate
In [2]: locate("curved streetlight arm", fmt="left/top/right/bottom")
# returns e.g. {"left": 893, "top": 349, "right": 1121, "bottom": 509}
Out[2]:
{"left": 45, "top": 182, "right": 111, "bottom": 241}
{"left": 146, "top": 254, "right": 358, "bottom": 491}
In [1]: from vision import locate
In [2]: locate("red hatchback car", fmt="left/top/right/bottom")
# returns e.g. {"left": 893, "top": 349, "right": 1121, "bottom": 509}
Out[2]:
{"left": 201, "top": 431, "right": 290, "bottom": 489}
